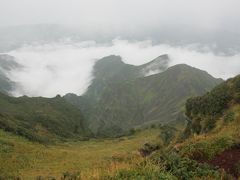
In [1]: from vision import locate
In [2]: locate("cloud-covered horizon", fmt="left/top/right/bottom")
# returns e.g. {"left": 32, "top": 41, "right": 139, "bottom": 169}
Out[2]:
{"left": 5, "top": 39, "right": 240, "bottom": 97}
{"left": 1, "top": 1, "right": 240, "bottom": 55}
{"left": 1, "top": 0, "right": 240, "bottom": 44}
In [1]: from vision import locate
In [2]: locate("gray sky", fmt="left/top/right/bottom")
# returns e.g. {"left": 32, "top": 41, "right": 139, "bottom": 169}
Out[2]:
{"left": 1, "top": 0, "right": 240, "bottom": 33}
{"left": 0, "top": 0, "right": 240, "bottom": 97}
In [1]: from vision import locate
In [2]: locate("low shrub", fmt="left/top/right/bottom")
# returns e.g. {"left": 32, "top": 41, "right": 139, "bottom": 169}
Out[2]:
{"left": 138, "top": 143, "right": 161, "bottom": 157}
{"left": 61, "top": 171, "right": 81, "bottom": 180}
{"left": 150, "top": 152, "right": 221, "bottom": 180}
{"left": 102, "top": 164, "right": 177, "bottom": 180}
{"left": 179, "top": 136, "right": 234, "bottom": 160}
{"left": 234, "top": 161, "right": 240, "bottom": 177}
{"left": 224, "top": 111, "right": 235, "bottom": 123}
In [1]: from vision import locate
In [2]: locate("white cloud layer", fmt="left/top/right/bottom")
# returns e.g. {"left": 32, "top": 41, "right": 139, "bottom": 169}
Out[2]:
{"left": 7, "top": 39, "right": 240, "bottom": 97}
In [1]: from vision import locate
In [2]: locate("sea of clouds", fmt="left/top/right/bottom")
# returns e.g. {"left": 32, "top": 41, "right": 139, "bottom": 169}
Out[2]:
{"left": 5, "top": 39, "right": 240, "bottom": 97}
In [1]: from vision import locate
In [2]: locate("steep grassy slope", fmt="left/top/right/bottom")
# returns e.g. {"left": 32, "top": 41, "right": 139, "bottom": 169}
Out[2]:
{"left": 173, "top": 75, "right": 240, "bottom": 178}
{"left": 184, "top": 74, "right": 240, "bottom": 136}
{"left": 65, "top": 56, "right": 222, "bottom": 136}
{"left": 0, "top": 93, "right": 90, "bottom": 143}
{"left": 104, "top": 74, "right": 240, "bottom": 180}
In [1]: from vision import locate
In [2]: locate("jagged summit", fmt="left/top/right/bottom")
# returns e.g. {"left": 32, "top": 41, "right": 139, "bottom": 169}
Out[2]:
{"left": 139, "top": 54, "right": 170, "bottom": 76}
{"left": 0, "top": 54, "right": 21, "bottom": 70}
{"left": 95, "top": 55, "right": 123, "bottom": 64}
{"left": 142, "top": 54, "right": 169, "bottom": 66}
{"left": 84, "top": 55, "right": 170, "bottom": 100}
{"left": 92, "top": 54, "right": 170, "bottom": 79}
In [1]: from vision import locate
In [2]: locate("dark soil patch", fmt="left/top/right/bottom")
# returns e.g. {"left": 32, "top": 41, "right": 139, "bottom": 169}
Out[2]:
{"left": 192, "top": 145, "right": 240, "bottom": 178}
{"left": 138, "top": 143, "right": 160, "bottom": 157}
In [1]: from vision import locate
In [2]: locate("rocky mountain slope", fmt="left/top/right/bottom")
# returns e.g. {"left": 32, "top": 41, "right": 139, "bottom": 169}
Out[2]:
{"left": 65, "top": 55, "right": 223, "bottom": 136}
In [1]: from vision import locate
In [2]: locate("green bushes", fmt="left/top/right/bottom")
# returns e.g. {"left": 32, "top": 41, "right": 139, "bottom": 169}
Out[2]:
{"left": 191, "top": 117, "right": 202, "bottom": 134}
{"left": 106, "top": 147, "right": 226, "bottom": 180}
{"left": 234, "top": 162, "right": 240, "bottom": 177}
{"left": 186, "top": 83, "right": 232, "bottom": 118}
{"left": 104, "top": 153, "right": 223, "bottom": 180}
{"left": 224, "top": 112, "right": 235, "bottom": 123}
{"left": 103, "top": 163, "right": 177, "bottom": 180}
{"left": 233, "top": 75, "right": 240, "bottom": 91}
{"left": 34, "top": 171, "right": 81, "bottom": 180}
{"left": 179, "top": 136, "right": 234, "bottom": 160}
{"left": 0, "top": 139, "right": 14, "bottom": 153}
{"left": 184, "top": 75, "right": 240, "bottom": 136}
{"left": 105, "top": 169, "right": 177, "bottom": 180}
{"left": 62, "top": 171, "right": 81, "bottom": 180}
{"left": 153, "top": 152, "right": 221, "bottom": 180}
{"left": 234, "top": 93, "right": 240, "bottom": 103}
{"left": 36, "top": 176, "right": 56, "bottom": 180}
{"left": 159, "top": 125, "right": 177, "bottom": 145}
{"left": 139, "top": 143, "right": 161, "bottom": 157}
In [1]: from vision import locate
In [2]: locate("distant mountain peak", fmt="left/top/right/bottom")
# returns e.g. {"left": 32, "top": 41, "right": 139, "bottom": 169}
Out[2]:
{"left": 0, "top": 54, "right": 21, "bottom": 70}
{"left": 139, "top": 54, "right": 170, "bottom": 76}
{"left": 94, "top": 55, "right": 123, "bottom": 67}
{"left": 0, "top": 54, "right": 22, "bottom": 95}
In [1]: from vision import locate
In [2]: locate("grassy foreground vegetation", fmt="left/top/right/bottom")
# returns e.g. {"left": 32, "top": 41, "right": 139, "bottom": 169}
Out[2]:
{"left": 0, "top": 128, "right": 162, "bottom": 179}
{"left": 2, "top": 118, "right": 236, "bottom": 180}
{"left": 103, "top": 106, "right": 240, "bottom": 180}
{"left": 0, "top": 117, "right": 239, "bottom": 180}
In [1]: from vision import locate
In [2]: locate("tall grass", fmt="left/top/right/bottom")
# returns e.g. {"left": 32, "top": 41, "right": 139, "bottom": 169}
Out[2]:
{"left": 0, "top": 128, "right": 161, "bottom": 179}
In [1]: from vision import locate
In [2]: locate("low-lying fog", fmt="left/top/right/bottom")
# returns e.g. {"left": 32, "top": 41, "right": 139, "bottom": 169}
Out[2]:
{"left": 5, "top": 39, "right": 240, "bottom": 97}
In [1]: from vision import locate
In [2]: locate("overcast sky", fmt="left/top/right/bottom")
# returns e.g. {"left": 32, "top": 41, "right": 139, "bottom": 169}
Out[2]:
{"left": 1, "top": 0, "right": 240, "bottom": 33}
{"left": 0, "top": 0, "right": 240, "bottom": 97}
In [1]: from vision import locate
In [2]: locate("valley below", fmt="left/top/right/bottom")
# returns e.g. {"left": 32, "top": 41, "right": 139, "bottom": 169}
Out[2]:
{"left": 0, "top": 52, "right": 240, "bottom": 180}
{"left": 0, "top": 128, "right": 160, "bottom": 179}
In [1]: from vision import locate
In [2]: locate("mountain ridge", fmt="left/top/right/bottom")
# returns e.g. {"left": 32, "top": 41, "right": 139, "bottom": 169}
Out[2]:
{"left": 64, "top": 55, "right": 223, "bottom": 136}
{"left": 0, "top": 92, "right": 91, "bottom": 142}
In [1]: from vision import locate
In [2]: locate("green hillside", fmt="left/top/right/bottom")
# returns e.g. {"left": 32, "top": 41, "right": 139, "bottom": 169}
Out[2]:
{"left": 0, "top": 93, "right": 91, "bottom": 143}
{"left": 65, "top": 55, "right": 222, "bottom": 136}
{"left": 104, "top": 74, "right": 240, "bottom": 180}
{"left": 173, "top": 74, "right": 240, "bottom": 178}
{"left": 184, "top": 74, "right": 240, "bottom": 137}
